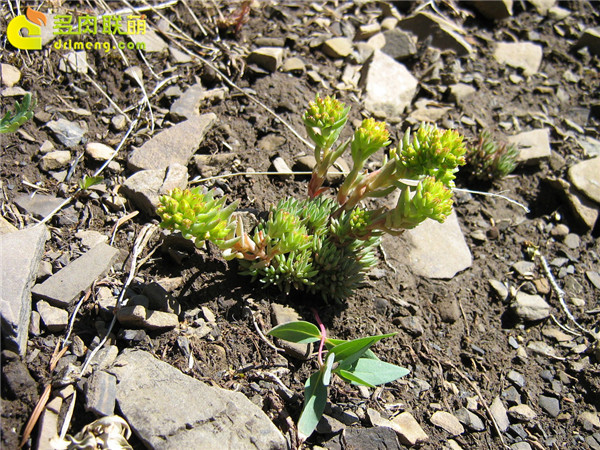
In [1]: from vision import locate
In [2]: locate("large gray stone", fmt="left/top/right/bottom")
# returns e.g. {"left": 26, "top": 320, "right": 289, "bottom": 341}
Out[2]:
{"left": 128, "top": 114, "right": 216, "bottom": 171}
{"left": 383, "top": 211, "right": 472, "bottom": 279}
{"left": 575, "top": 27, "right": 600, "bottom": 56}
{"left": 120, "top": 164, "right": 188, "bottom": 217}
{"left": 1, "top": 226, "right": 49, "bottom": 355}
{"left": 32, "top": 243, "right": 120, "bottom": 307}
{"left": 85, "top": 370, "right": 117, "bottom": 416}
{"left": 109, "top": 349, "right": 286, "bottom": 449}
{"left": 568, "top": 157, "right": 600, "bottom": 204}
{"left": 361, "top": 50, "right": 418, "bottom": 119}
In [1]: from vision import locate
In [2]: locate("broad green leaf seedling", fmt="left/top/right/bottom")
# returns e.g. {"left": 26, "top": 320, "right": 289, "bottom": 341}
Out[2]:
{"left": 268, "top": 319, "right": 409, "bottom": 441}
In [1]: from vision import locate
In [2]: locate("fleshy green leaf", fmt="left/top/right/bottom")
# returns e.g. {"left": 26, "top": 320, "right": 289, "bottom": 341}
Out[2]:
{"left": 325, "top": 338, "right": 379, "bottom": 360}
{"left": 297, "top": 356, "right": 332, "bottom": 441}
{"left": 340, "top": 358, "right": 410, "bottom": 386}
{"left": 78, "top": 175, "right": 104, "bottom": 190}
{"left": 330, "top": 333, "right": 396, "bottom": 369}
{"left": 267, "top": 321, "right": 322, "bottom": 344}
{"left": 337, "top": 369, "right": 376, "bottom": 388}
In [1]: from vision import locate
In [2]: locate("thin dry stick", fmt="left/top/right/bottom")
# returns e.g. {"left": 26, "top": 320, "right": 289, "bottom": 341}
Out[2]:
{"left": 82, "top": 71, "right": 131, "bottom": 122}
{"left": 59, "top": 390, "right": 77, "bottom": 440}
{"left": 110, "top": 210, "right": 139, "bottom": 245}
{"left": 251, "top": 310, "right": 282, "bottom": 353}
{"left": 458, "top": 298, "right": 471, "bottom": 337}
{"left": 449, "top": 363, "right": 508, "bottom": 449}
{"left": 19, "top": 384, "right": 52, "bottom": 448}
{"left": 181, "top": 0, "right": 209, "bottom": 36}
{"left": 536, "top": 250, "right": 595, "bottom": 338}
{"left": 81, "top": 224, "right": 157, "bottom": 375}
{"left": 62, "top": 288, "right": 93, "bottom": 348}
{"left": 453, "top": 187, "right": 530, "bottom": 213}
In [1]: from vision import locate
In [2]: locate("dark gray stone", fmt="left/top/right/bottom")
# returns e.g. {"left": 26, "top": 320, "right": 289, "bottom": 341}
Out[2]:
{"left": 1, "top": 225, "right": 49, "bottom": 354}
{"left": 343, "top": 426, "right": 400, "bottom": 449}
{"left": 46, "top": 118, "right": 86, "bottom": 148}
{"left": 14, "top": 194, "right": 65, "bottom": 219}
{"left": 109, "top": 349, "right": 286, "bottom": 449}
{"left": 32, "top": 243, "right": 120, "bottom": 307}
{"left": 381, "top": 29, "right": 417, "bottom": 60}
{"left": 538, "top": 395, "right": 560, "bottom": 418}
{"left": 85, "top": 370, "right": 117, "bottom": 416}
{"left": 455, "top": 407, "right": 485, "bottom": 431}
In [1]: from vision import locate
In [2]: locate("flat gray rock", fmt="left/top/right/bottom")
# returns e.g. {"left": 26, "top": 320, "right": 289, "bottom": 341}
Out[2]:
{"left": 120, "top": 164, "right": 188, "bottom": 217}
{"left": 576, "top": 27, "right": 600, "bottom": 56}
{"left": 361, "top": 50, "right": 418, "bottom": 119}
{"left": 494, "top": 42, "right": 543, "bottom": 76}
{"left": 568, "top": 157, "right": 600, "bottom": 204}
{"left": 247, "top": 47, "right": 284, "bottom": 72}
{"left": 14, "top": 193, "right": 66, "bottom": 219}
{"left": 45, "top": 118, "right": 86, "bottom": 148}
{"left": 0, "top": 225, "right": 49, "bottom": 355}
{"left": 509, "top": 128, "right": 551, "bottom": 164}
{"left": 109, "top": 349, "right": 286, "bottom": 449}
{"left": 128, "top": 114, "right": 216, "bottom": 172}
{"left": 383, "top": 211, "right": 472, "bottom": 279}
{"left": 381, "top": 29, "right": 417, "bottom": 60}
{"left": 32, "top": 243, "right": 120, "bottom": 307}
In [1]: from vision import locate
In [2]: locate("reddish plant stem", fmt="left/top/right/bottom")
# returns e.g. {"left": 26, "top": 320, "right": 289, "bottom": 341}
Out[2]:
{"left": 311, "top": 308, "right": 327, "bottom": 367}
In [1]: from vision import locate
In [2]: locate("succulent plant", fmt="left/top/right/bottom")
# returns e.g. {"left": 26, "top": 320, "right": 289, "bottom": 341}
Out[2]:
{"left": 157, "top": 94, "right": 467, "bottom": 301}
{"left": 465, "top": 130, "right": 519, "bottom": 181}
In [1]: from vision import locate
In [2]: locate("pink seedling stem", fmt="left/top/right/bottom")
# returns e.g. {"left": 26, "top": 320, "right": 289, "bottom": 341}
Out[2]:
{"left": 311, "top": 308, "right": 327, "bottom": 367}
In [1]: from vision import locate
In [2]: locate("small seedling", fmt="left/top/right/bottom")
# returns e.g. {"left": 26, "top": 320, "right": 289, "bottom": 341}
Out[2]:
{"left": 78, "top": 175, "right": 104, "bottom": 190}
{"left": 465, "top": 130, "right": 519, "bottom": 181}
{"left": 0, "top": 93, "right": 36, "bottom": 134}
{"left": 268, "top": 319, "right": 409, "bottom": 441}
{"left": 158, "top": 94, "right": 467, "bottom": 301}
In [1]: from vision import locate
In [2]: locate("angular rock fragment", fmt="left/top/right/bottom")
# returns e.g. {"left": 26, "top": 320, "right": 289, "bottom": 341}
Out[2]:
{"left": 398, "top": 12, "right": 472, "bottom": 55}
{"left": 361, "top": 50, "right": 418, "bottom": 119}
{"left": 568, "top": 157, "right": 600, "bottom": 204}
{"left": 120, "top": 163, "right": 188, "bottom": 216}
{"left": 470, "top": 0, "right": 513, "bottom": 20}
{"left": 247, "top": 47, "right": 284, "bottom": 72}
{"left": 85, "top": 370, "right": 117, "bottom": 416}
{"left": 169, "top": 83, "right": 205, "bottom": 121}
{"left": 36, "top": 300, "right": 68, "bottom": 332}
{"left": 508, "top": 128, "right": 551, "bottom": 164}
{"left": 382, "top": 211, "right": 472, "bottom": 279}
{"left": 494, "top": 42, "right": 543, "bottom": 76}
{"left": 128, "top": 114, "right": 216, "bottom": 171}
{"left": 46, "top": 118, "right": 86, "bottom": 148}
{"left": 0, "top": 226, "right": 49, "bottom": 355}
{"left": 430, "top": 411, "right": 464, "bottom": 436}
{"left": 32, "top": 243, "right": 120, "bottom": 307}
{"left": 511, "top": 292, "right": 551, "bottom": 322}
{"left": 322, "top": 37, "right": 353, "bottom": 58}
